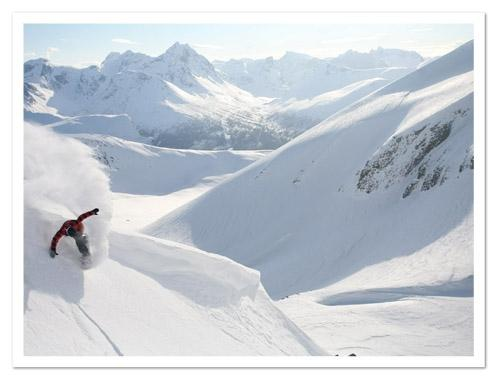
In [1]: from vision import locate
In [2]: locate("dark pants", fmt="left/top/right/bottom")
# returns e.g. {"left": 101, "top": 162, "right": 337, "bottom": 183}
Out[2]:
{"left": 72, "top": 233, "right": 90, "bottom": 257}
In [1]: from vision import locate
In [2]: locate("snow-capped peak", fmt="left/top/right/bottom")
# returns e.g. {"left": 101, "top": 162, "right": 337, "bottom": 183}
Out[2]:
{"left": 158, "top": 42, "right": 210, "bottom": 68}
{"left": 100, "top": 50, "right": 151, "bottom": 76}
{"left": 163, "top": 42, "right": 199, "bottom": 58}
{"left": 24, "top": 57, "right": 52, "bottom": 75}
{"left": 24, "top": 58, "right": 56, "bottom": 87}
{"left": 148, "top": 42, "right": 221, "bottom": 85}
{"left": 280, "top": 51, "right": 313, "bottom": 61}
{"left": 25, "top": 57, "right": 50, "bottom": 66}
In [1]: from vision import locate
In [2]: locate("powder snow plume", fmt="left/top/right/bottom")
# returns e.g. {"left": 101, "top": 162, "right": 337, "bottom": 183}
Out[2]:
{"left": 24, "top": 123, "right": 112, "bottom": 267}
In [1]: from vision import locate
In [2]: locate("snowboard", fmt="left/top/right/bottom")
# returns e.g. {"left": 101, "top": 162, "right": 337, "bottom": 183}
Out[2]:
{"left": 80, "top": 254, "right": 93, "bottom": 270}
{"left": 75, "top": 234, "right": 92, "bottom": 269}
{"left": 48, "top": 248, "right": 93, "bottom": 269}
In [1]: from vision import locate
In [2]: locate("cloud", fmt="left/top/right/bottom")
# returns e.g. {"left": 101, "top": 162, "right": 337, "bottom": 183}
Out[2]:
{"left": 111, "top": 38, "right": 138, "bottom": 45}
{"left": 191, "top": 43, "right": 223, "bottom": 50}
{"left": 45, "top": 47, "right": 59, "bottom": 60}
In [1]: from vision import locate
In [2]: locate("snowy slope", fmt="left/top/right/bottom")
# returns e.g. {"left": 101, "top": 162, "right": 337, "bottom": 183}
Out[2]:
{"left": 25, "top": 221, "right": 323, "bottom": 355}
{"left": 213, "top": 48, "right": 422, "bottom": 99}
{"left": 24, "top": 123, "right": 324, "bottom": 356}
{"left": 278, "top": 278, "right": 473, "bottom": 355}
{"left": 47, "top": 114, "right": 144, "bottom": 142}
{"left": 277, "top": 210, "right": 473, "bottom": 355}
{"left": 76, "top": 133, "right": 268, "bottom": 195}
{"left": 147, "top": 41, "right": 474, "bottom": 300}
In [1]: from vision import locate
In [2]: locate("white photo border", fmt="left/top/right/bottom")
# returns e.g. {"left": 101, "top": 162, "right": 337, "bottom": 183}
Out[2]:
{"left": 12, "top": 11, "right": 486, "bottom": 368}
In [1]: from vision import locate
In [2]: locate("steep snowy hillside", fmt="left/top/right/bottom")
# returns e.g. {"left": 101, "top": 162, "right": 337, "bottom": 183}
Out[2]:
{"left": 24, "top": 123, "right": 324, "bottom": 356}
{"left": 213, "top": 48, "right": 422, "bottom": 99}
{"left": 24, "top": 43, "right": 291, "bottom": 150}
{"left": 148, "top": 41, "right": 474, "bottom": 301}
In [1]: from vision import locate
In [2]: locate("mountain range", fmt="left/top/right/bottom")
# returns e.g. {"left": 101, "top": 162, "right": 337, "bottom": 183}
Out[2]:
{"left": 24, "top": 43, "right": 424, "bottom": 149}
{"left": 213, "top": 47, "right": 423, "bottom": 99}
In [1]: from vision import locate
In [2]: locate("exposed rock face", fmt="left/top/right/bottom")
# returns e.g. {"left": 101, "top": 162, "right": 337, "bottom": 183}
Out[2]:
{"left": 357, "top": 107, "right": 472, "bottom": 198}
{"left": 24, "top": 83, "right": 41, "bottom": 106}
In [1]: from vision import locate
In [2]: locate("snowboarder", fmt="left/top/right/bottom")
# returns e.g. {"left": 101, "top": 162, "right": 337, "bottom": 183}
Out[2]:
{"left": 50, "top": 208, "right": 99, "bottom": 259}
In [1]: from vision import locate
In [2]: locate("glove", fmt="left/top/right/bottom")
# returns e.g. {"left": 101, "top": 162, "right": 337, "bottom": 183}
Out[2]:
{"left": 50, "top": 249, "right": 58, "bottom": 258}
{"left": 92, "top": 208, "right": 99, "bottom": 215}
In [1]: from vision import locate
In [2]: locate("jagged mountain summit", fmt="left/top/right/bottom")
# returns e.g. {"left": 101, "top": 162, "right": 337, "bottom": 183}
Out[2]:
{"left": 147, "top": 41, "right": 474, "bottom": 299}
{"left": 331, "top": 47, "right": 424, "bottom": 69}
{"left": 24, "top": 43, "right": 291, "bottom": 150}
{"left": 101, "top": 42, "right": 222, "bottom": 89}
{"left": 213, "top": 47, "right": 423, "bottom": 99}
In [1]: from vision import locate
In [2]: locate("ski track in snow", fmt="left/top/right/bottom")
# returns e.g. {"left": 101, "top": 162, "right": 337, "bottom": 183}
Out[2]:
{"left": 76, "top": 305, "right": 124, "bottom": 356}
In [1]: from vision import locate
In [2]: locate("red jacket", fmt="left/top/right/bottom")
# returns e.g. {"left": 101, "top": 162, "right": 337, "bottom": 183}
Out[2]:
{"left": 50, "top": 210, "right": 96, "bottom": 252}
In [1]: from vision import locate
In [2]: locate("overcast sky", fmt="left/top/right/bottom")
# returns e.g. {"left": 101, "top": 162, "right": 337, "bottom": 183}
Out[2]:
{"left": 24, "top": 23, "right": 473, "bottom": 68}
